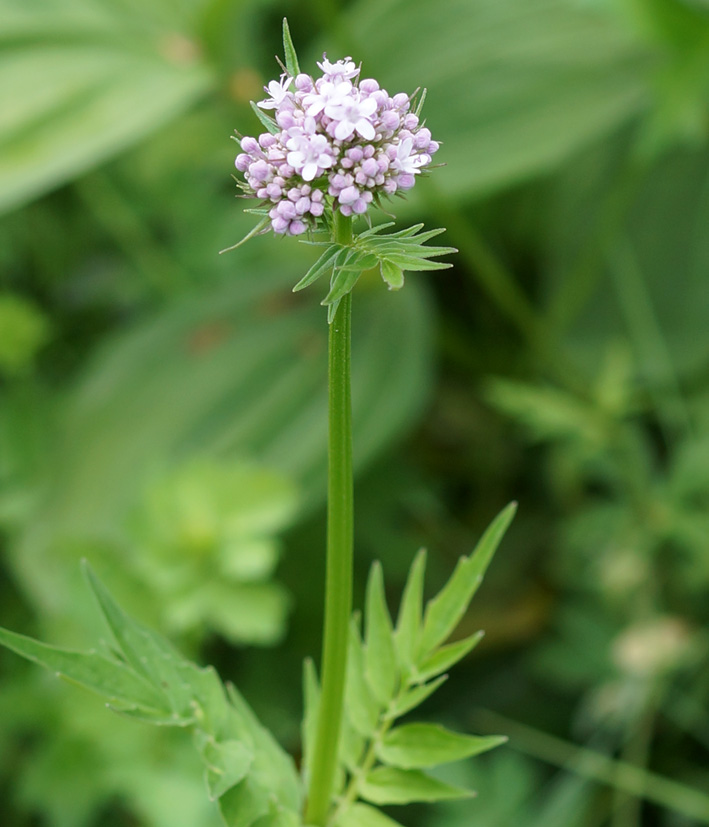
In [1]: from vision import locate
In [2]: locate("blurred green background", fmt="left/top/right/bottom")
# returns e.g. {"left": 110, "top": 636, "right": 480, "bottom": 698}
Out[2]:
{"left": 1, "top": 0, "right": 709, "bottom": 824}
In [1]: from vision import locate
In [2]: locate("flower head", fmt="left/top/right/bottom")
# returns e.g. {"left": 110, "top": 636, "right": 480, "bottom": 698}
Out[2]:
{"left": 234, "top": 51, "right": 439, "bottom": 236}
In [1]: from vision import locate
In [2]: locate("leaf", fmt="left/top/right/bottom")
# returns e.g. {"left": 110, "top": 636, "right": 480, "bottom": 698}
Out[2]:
{"left": 416, "top": 631, "right": 485, "bottom": 682}
{"left": 0, "top": 627, "right": 168, "bottom": 714}
{"left": 337, "top": 802, "right": 405, "bottom": 827}
{"left": 195, "top": 731, "right": 253, "bottom": 800}
{"left": 0, "top": 0, "right": 213, "bottom": 213}
{"left": 322, "top": 250, "right": 369, "bottom": 305}
{"left": 380, "top": 260, "right": 405, "bottom": 291}
{"left": 281, "top": 18, "right": 300, "bottom": 78}
{"left": 219, "top": 216, "right": 272, "bottom": 254}
{"left": 364, "top": 562, "right": 398, "bottom": 705}
{"left": 249, "top": 100, "right": 280, "bottom": 135}
{"left": 419, "top": 503, "right": 516, "bottom": 656}
{"left": 83, "top": 562, "right": 203, "bottom": 720}
{"left": 377, "top": 723, "right": 507, "bottom": 769}
{"left": 292, "top": 244, "right": 340, "bottom": 292}
{"left": 345, "top": 620, "right": 380, "bottom": 737}
{"left": 394, "top": 549, "right": 427, "bottom": 674}
{"left": 385, "top": 675, "right": 448, "bottom": 719}
{"left": 359, "top": 766, "right": 474, "bottom": 804}
{"left": 348, "top": 0, "right": 653, "bottom": 198}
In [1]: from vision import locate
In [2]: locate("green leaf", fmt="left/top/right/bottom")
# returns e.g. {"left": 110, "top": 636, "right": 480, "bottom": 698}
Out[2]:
{"left": 348, "top": 0, "right": 652, "bottom": 198}
{"left": 292, "top": 244, "right": 340, "bottom": 292}
{"left": 364, "top": 562, "right": 398, "bottom": 705}
{"left": 359, "top": 766, "right": 474, "bottom": 804}
{"left": 337, "top": 802, "right": 405, "bottom": 827}
{"left": 377, "top": 723, "right": 507, "bottom": 769}
{"left": 249, "top": 101, "right": 280, "bottom": 135}
{"left": 195, "top": 731, "right": 253, "bottom": 801}
{"left": 416, "top": 631, "right": 485, "bottom": 682}
{"left": 218, "top": 776, "right": 270, "bottom": 827}
{"left": 419, "top": 503, "right": 516, "bottom": 656}
{"left": 394, "top": 549, "right": 427, "bottom": 673}
{"left": 380, "top": 260, "right": 405, "bottom": 291}
{"left": 385, "top": 675, "right": 448, "bottom": 719}
{"left": 345, "top": 620, "right": 380, "bottom": 737}
{"left": 0, "top": 0, "right": 213, "bottom": 213}
{"left": 281, "top": 18, "right": 300, "bottom": 78}
{"left": 0, "top": 627, "right": 168, "bottom": 714}
{"left": 322, "top": 250, "right": 368, "bottom": 305}
{"left": 219, "top": 216, "right": 272, "bottom": 254}
{"left": 83, "top": 561, "right": 204, "bottom": 720}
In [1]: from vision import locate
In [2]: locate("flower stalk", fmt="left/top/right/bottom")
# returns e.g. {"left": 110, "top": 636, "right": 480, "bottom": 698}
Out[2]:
{"left": 305, "top": 211, "right": 354, "bottom": 826}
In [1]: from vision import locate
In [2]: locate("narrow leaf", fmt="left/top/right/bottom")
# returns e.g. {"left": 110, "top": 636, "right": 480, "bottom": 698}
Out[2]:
{"left": 345, "top": 619, "right": 380, "bottom": 737}
{"left": 0, "top": 627, "right": 167, "bottom": 713}
{"left": 250, "top": 100, "right": 280, "bottom": 135}
{"left": 292, "top": 245, "right": 340, "bottom": 291}
{"left": 380, "top": 259, "right": 404, "bottom": 291}
{"left": 419, "top": 503, "right": 516, "bottom": 656}
{"left": 219, "top": 216, "right": 271, "bottom": 254}
{"left": 83, "top": 561, "right": 196, "bottom": 717}
{"left": 337, "top": 802, "right": 405, "bottom": 827}
{"left": 394, "top": 549, "right": 426, "bottom": 674}
{"left": 364, "top": 562, "right": 398, "bottom": 705}
{"left": 377, "top": 722, "right": 507, "bottom": 768}
{"left": 322, "top": 251, "right": 368, "bottom": 305}
{"left": 385, "top": 675, "right": 447, "bottom": 719}
{"left": 282, "top": 18, "right": 300, "bottom": 78}
{"left": 360, "top": 766, "right": 474, "bottom": 804}
{"left": 416, "top": 631, "right": 485, "bottom": 682}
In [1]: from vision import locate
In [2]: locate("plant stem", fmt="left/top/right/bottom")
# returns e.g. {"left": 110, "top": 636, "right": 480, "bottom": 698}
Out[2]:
{"left": 305, "top": 211, "right": 354, "bottom": 826}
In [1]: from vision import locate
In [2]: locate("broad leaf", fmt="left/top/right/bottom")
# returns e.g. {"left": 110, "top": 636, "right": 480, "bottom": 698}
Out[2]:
{"left": 377, "top": 723, "right": 507, "bottom": 769}
{"left": 337, "top": 802, "right": 405, "bottom": 827}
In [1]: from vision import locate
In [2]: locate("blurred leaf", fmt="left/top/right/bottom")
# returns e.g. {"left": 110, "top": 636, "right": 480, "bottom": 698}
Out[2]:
{"left": 349, "top": 0, "right": 653, "bottom": 198}
{"left": 364, "top": 561, "right": 397, "bottom": 705}
{"left": 377, "top": 723, "right": 507, "bottom": 769}
{"left": 11, "top": 264, "right": 433, "bottom": 620}
{"left": 0, "top": 292, "right": 50, "bottom": 375}
{"left": 359, "top": 766, "right": 473, "bottom": 804}
{"left": 336, "top": 802, "right": 404, "bottom": 827}
{"left": 0, "top": 0, "right": 214, "bottom": 213}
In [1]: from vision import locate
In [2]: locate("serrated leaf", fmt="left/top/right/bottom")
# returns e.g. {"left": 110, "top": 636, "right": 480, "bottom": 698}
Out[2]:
{"left": 385, "top": 675, "right": 447, "bottom": 720}
{"left": 292, "top": 245, "right": 340, "bottom": 292}
{"left": 359, "top": 766, "right": 474, "bottom": 804}
{"left": 364, "top": 562, "right": 398, "bottom": 705}
{"left": 337, "top": 802, "right": 405, "bottom": 827}
{"left": 394, "top": 549, "right": 427, "bottom": 674}
{"left": 345, "top": 619, "right": 380, "bottom": 737}
{"left": 380, "top": 260, "right": 404, "bottom": 291}
{"left": 377, "top": 723, "right": 507, "bottom": 769}
{"left": 195, "top": 731, "right": 253, "bottom": 800}
{"left": 0, "top": 627, "right": 168, "bottom": 713}
{"left": 419, "top": 503, "right": 516, "bottom": 656}
{"left": 301, "top": 657, "right": 320, "bottom": 781}
{"left": 281, "top": 18, "right": 300, "bottom": 78}
{"left": 250, "top": 100, "right": 280, "bottom": 135}
{"left": 416, "top": 631, "right": 485, "bottom": 682}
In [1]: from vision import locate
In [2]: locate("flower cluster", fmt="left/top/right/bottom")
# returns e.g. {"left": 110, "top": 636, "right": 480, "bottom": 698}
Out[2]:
{"left": 234, "top": 55, "right": 439, "bottom": 236}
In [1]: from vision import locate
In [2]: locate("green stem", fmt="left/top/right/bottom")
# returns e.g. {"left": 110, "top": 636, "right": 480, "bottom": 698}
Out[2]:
{"left": 305, "top": 211, "right": 354, "bottom": 826}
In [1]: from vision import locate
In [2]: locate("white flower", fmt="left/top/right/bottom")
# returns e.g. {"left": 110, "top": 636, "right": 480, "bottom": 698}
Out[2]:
{"left": 326, "top": 94, "right": 378, "bottom": 141}
{"left": 303, "top": 79, "right": 353, "bottom": 118}
{"left": 286, "top": 119, "right": 335, "bottom": 182}
{"left": 317, "top": 54, "right": 359, "bottom": 79}
{"left": 257, "top": 75, "right": 293, "bottom": 110}
{"left": 391, "top": 138, "right": 425, "bottom": 175}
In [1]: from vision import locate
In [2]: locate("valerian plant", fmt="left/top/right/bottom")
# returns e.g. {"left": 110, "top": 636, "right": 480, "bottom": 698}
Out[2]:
{"left": 0, "top": 21, "right": 515, "bottom": 827}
